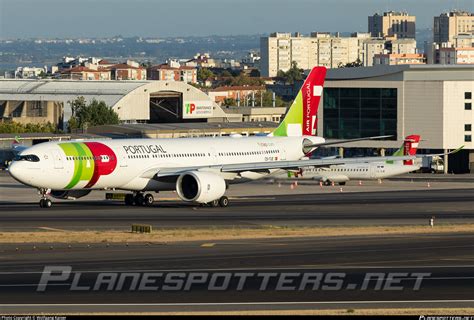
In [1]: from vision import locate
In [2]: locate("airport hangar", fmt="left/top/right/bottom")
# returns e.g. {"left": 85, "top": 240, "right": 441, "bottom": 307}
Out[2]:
{"left": 318, "top": 64, "right": 474, "bottom": 173}
{"left": 0, "top": 79, "right": 242, "bottom": 128}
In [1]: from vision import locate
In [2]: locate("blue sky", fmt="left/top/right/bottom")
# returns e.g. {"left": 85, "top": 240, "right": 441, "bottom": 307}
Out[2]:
{"left": 0, "top": 0, "right": 472, "bottom": 38}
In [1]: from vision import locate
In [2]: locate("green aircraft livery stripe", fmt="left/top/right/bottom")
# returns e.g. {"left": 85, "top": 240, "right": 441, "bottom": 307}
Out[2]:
{"left": 59, "top": 143, "right": 95, "bottom": 189}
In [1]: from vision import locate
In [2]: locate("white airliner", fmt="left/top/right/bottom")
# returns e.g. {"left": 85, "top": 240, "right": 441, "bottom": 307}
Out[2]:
{"left": 282, "top": 135, "right": 422, "bottom": 185}
{"left": 8, "top": 67, "right": 416, "bottom": 208}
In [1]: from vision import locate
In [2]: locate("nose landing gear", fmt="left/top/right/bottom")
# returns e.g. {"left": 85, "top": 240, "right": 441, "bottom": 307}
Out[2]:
{"left": 38, "top": 188, "right": 52, "bottom": 208}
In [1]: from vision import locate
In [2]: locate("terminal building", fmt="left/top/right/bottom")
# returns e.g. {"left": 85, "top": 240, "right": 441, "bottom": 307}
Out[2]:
{"left": 0, "top": 79, "right": 240, "bottom": 128}
{"left": 319, "top": 64, "right": 474, "bottom": 173}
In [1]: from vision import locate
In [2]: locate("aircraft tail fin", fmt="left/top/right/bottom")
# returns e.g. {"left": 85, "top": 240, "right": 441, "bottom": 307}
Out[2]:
{"left": 388, "top": 135, "right": 421, "bottom": 165}
{"left": 270, "top": 66, "right": 326, "bottom": 137}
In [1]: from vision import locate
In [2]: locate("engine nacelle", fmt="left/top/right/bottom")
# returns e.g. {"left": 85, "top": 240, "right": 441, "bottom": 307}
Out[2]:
{"left": 50, "top": 190, "right": 92, "bottom": 200}
{"left": 176, "top": 171, "right": 226, "bottom": 204}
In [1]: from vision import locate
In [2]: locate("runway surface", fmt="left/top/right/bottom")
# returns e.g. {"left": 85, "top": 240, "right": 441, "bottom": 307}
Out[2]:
{"left": 1, "top": 232, "right": 474, "bottom": 312}
{"left": 0, "top": 188, "right": 473, "bottom": 231}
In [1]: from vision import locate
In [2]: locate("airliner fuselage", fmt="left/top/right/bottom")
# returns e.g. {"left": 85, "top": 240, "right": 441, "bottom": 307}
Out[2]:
{"left": 9, "top": 135, "right": 323, "bottom": 191}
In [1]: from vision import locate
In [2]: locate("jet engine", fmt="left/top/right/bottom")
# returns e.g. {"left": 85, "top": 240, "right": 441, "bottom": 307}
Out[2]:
{"left": 50, "top": 190, "right": 92, "bottom": 200}
{"left": 176, "top": 171, "right": 226, "bottom": 203}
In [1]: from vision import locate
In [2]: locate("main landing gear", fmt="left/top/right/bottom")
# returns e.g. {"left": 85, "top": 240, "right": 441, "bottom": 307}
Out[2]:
{"left": 207, "top": 196, "right": 229, "bottom": 208}
{"left": 125, "top": 193, "right": 154, "bottom": 207}
{"left": 38, "top": 188, "right": 52, "bottom": 208}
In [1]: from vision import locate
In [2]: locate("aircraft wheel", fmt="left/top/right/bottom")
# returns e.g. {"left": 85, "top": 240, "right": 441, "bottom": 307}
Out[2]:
{"left": 218, "top": 196, "right": 229, "bottom": 207}
{"left": 40, "top": 199, "right": 52, "bottom": 208}
{"left": 144, "top": 194, "right": 154, "bottom": 206}
{"left": 134, "top": 194, "right": 145, "bottom": 206}
{"left": 125, "top": 194, "right": 134, "bottom": 206}
{"left": 338, "top": 182, "right": 346, "bottom": 186}
{"left": 209, "top": 199, "right": 219, "bottom": 207}
{"left": 324, "top": 180, "right": 331, "bottom": 186}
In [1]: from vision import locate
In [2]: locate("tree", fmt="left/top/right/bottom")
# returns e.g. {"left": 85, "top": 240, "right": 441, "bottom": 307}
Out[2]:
{"left": 221, "top": 70, "right": 232, "bottom": 78}
{"left": 222, "top": 98, "right": 236, "bottom": 106}
{"left": 249, "top": 69, "right": 261, "bottom": 77}
{"left": 197, "top": 68, "right": 215, "bottom": 81}
{"left": 277, "top": 61, "right": 304, "bottom": 84}
{"left": 339, "top": 58, "right": 363, "bottom": 68}
{"left": 67, "top": 97, "right": 119, "bottom": 132}
{"left": 261, "top": 91, "right": 286, "bottom": 108}
{"left": 221, "top": 74, "right": 265, "bottom": 87}
{"left": 0, "top": 121, "right": 58, "bottom": 134}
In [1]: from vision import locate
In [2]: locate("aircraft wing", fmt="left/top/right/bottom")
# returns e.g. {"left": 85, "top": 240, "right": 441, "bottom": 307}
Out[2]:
{"left": 304, "top": 135, "right": 393, "bottom": 148}
{"left": 415, "top": 146, "right": 464, "bottom": 158}
{"left": 142, "top": 155, "right": 415, "bottom": 179}
{"left": 220, "top": 155, "right": 415, "bottom": 173}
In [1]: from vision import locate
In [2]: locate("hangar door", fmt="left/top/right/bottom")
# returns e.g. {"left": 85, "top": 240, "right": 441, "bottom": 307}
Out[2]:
{"left": 149, "top": 91, "right": 182, "bottom": 123}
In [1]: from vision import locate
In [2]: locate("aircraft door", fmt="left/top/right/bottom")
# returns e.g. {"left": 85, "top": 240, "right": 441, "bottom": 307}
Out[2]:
{"left": 369, "top": 165, "right": 376, "bottom": 179}
{"left": 210, "top": 148, "right": 218, "bottom": 165}
{"left": 51, "top": 149, "right": 64, "bottom": 169}
{"left": 118, "top": 148, "right": 128, "bottom": 168}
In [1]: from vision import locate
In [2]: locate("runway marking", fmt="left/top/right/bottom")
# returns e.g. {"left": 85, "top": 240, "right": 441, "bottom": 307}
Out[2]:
{"left": 1, "top": 265, "right": 474, "bottom": 274}
{"left": 229, "top": 197, "right": 276, "bottom": 201}
{"left": 38, "top": 227, "right": 68, "bottom": 232}
{"left": 2, "top": 276, "right": 474, "bottom": 288}
{"left": 200, "top": 243, "right": 216, "bottom": 248}
{"left": 298, "top": 258, "right": 465, "bottom": 268}
{"left": 2, "top": 300, "right": 474, "bottom": 307}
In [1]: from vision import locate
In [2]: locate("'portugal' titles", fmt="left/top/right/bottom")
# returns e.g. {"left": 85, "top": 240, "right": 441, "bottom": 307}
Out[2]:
{"left": 123, "top": 145, "right": 167, "bottom": 155}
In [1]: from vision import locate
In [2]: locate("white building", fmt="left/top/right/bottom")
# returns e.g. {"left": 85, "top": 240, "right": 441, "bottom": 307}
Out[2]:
{"left": 260, "top": 32, "right": 417, "bottom": 76}
{"left": 14, "top": 67, "right": 46, "bottom": 79}
{"left": 439, "top": 47, "right": 474, "bottom": 64}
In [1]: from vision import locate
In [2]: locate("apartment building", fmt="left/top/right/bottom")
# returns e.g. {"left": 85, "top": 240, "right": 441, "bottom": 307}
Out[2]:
{"left": 260, "top": 32, "right": 416, "bottom": 76}
{"left": 147, "top": 61, "right": 197, "bottom": 83}
{"left": 368, "top": 11, "right": 416, "bottom": 39}
{"left": 434, "top": 11, "right": 474, "bottom": 44}
{"left": 373, "top": 53, "right": 426, "bottom": 65}
{"left": 439, "top": 47, "right": 474, "bottom": 64}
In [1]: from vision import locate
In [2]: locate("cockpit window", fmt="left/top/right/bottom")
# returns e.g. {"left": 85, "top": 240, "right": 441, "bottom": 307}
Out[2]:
{"left": 14, "top": 154, "right": 40, "bottom": 162}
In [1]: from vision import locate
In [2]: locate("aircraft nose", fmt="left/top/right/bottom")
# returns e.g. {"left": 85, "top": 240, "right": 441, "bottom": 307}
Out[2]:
{"left": 8, "top": 161, "right": 28, "bottom": 184}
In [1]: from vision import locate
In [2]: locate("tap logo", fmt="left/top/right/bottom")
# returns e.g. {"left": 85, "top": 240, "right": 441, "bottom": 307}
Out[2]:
{"left": 59, "top": 142, "right": 117, "bottom": 189}
{"left": 185, "top": 103, "right": 196, "bottom": 114}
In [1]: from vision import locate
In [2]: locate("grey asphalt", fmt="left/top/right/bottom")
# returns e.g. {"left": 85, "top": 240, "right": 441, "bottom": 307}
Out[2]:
{"left": 0, "top": 188, "right": 473, "bottom": 231}
{"left": 1, "top": 233, "right": 474, "bottom": 312}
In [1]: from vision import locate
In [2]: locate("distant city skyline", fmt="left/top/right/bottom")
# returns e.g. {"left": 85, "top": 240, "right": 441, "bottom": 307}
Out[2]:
{"left": 0, "top": 0, "right": 472, "bottom": 39}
